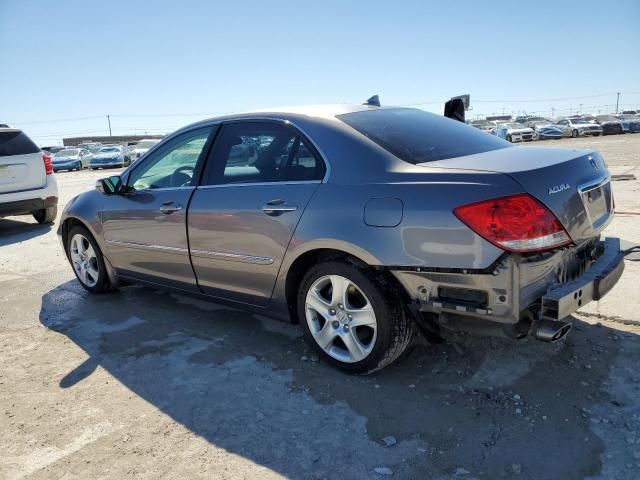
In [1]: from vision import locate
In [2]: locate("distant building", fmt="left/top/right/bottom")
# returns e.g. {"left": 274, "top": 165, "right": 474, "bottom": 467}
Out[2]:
{"left": 63, "top": 134, "right": 164, "bottom": 147}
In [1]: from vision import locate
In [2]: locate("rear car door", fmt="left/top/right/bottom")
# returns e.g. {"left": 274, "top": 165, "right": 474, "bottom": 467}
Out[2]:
{"left": 101, "top": 126, "right": 215, "bottom": 290}
{"left": 188, "top": 120, "right": 325, "bottom": 306}
{"left": 0, "top": 129, "right": 45, "bottom": 195}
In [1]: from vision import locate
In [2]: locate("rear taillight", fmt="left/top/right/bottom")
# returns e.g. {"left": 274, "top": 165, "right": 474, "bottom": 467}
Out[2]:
{"left": 43, "top": 153, "right": 53, "bottom": 175}
{"left": 453, "top": 194, "right": 571, "bottom": 252}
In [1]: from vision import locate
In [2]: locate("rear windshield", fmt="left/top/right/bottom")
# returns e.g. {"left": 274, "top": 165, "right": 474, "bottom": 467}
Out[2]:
{"left": 0, "top": 130, "right": 40, "bottom": 157}
{"left": 337, "top": 108, "right": 510, "bottom": 164}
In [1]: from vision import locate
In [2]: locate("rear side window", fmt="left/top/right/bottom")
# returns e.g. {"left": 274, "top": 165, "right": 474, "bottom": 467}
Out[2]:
{"left": 0, "top": 131, "right": 40, "bottom": 157}
{"left": 337, "top": 108, "right": 510, "bottom": 164}
{"left": 205, "top": 122, "right": 325, "bottom": 185}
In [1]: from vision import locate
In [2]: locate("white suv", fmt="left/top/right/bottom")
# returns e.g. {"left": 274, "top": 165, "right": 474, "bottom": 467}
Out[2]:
{"left": 0, "top": 127, "right": 58, "bottom": 224}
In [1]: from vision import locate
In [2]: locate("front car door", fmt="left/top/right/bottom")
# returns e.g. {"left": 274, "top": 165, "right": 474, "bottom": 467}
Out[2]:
{"left": 188, "top": 120, "right": 326, "bottom": 306}
{"left": 101, "top": 126, "right": 215, "bottom": 290}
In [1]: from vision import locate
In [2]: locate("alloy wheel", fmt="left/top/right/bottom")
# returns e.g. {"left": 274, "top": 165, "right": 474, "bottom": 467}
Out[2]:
{"left": 69, "top": 233, "right": 99, "bottom": 288}
{"left": 305, "top": 274, "right": 377, "bottom": 363}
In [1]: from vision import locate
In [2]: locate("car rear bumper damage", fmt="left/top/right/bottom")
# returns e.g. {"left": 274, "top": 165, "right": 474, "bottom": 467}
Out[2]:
{"left": 391, "top": 237, "right": 625, "bottom": 339}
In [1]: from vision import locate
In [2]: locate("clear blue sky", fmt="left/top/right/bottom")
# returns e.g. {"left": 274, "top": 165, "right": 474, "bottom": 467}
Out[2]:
{"left": 1, "top": 0, "right": 638, "bottom": 145}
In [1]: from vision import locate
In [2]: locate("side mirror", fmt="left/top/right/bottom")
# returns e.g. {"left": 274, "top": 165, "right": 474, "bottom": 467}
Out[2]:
{"left": 96, "top": 175, "right": 123, "bottom": 195}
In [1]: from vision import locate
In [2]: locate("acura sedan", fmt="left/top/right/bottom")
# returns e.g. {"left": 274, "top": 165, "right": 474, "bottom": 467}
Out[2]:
{"left": 58, "top": 105, "right": 626, "bottom": 374}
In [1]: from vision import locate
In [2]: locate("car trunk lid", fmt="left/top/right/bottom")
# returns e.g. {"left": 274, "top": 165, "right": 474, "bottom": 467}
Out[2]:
{"left": 0, "top": 129, "right": 46, "bottom": 194}
{"left": 424, "top": 146, "right": 614, "bottom": 243}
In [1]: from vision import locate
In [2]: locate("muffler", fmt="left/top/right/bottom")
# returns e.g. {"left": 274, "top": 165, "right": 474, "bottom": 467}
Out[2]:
{"left": 532, "top": 319, "right": 572, "bottom": 343}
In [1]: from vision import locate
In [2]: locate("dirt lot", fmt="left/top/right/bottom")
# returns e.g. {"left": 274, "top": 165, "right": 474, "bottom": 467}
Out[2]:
{"left": 1, "top": 134, "right": 639, "bottom": 479}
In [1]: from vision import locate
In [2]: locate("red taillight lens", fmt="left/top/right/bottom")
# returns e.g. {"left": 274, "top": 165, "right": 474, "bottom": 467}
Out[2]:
{"left": 453, "top": 194, "right": 571, "bottom": 252}
{"left": 43, "top": 153, "right": 53, "bottom": 175}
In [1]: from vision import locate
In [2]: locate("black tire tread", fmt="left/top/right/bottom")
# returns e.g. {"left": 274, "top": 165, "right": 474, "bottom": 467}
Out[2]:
{"left": 33, "top": 206, "right": 57, "bottom": 224}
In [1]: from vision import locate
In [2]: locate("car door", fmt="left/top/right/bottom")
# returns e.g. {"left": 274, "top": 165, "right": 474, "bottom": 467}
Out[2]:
{"left": 556, "top": 120, "right": 566, "bottom": 136}
{"left": 101, "top": 126, "right": 216, "bottom": 290}
{"left": 188, "top": 120, "right": 325, "bottom": 306}
{"left": 79, "top": 149, "right": 90, "bottom": 168}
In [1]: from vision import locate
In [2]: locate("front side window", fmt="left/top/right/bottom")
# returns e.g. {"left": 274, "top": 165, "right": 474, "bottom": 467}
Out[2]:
{"left": 129, "top": 128, "right": 211, "bottom": 190}
{"left": 208, "top": 122, "right": 324, "bottom": 184}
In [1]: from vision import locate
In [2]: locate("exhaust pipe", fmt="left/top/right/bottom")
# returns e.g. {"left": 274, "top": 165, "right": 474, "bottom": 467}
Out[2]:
{"left": 533, "top": 319, "right": 572, "bottom": 343}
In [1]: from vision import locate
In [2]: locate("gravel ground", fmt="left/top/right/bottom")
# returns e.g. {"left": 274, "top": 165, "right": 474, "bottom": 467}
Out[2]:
{"left": 1, "top": 134, "right": 639, "bottom": 479}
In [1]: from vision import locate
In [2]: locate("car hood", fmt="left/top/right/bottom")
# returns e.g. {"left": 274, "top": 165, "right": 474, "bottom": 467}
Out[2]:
{"left": 53, "top": 155, "right": 79, "bottom": 162}
{"left": 508, "top": 127, "right": 533, "bottom": 133}
{"left": 421, "top": 146, "right": 613, "bottom": 243}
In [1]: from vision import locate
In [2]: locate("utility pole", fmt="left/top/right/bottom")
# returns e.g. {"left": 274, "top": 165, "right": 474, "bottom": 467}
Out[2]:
{"left": 615, "top": 92, "right": 620, "bottom": 114}
{"left": 551, "top": 107, "right": 555, "bottom": 118}
{"left": 106, "top": 114, "right": 112, "bottom": 136}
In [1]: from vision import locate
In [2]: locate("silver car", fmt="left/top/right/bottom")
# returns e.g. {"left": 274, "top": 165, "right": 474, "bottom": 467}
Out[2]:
{"left": 556, "top": 117, "right": 603, "bottom": 137}
{"left": 58, "top": 105, "right": 625, "bottom": 374}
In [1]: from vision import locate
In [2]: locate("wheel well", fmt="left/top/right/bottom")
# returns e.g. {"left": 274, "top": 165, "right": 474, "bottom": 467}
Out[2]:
{"left": 284, "top": 248, "right": 410, "bottom": 323}
{"left": 60, "top": 217, "right": 88, "bottom": 256}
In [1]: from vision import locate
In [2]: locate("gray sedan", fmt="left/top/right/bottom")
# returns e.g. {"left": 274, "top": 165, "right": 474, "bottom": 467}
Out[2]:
{"left": 58, "top": 105, "right": 625, "bottom": 374}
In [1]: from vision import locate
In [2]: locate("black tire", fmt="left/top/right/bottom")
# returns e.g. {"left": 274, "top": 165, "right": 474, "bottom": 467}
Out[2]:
{"left": 506, "top": 134, "right": 513, "bottom": 142}
{"left": 33, "top": 206, "right": 57, "bottom": 224}
{"left": 66, "top": 225, "right": 113, "bottom": 293}
{"left": 572, "top": 129, "right": 579, "bottom": 138}
{"left": 297, "top": 260, "right": 414, "bottom": 374}
{"left": 593, "top": 133, "right": 601, "bottom": 137}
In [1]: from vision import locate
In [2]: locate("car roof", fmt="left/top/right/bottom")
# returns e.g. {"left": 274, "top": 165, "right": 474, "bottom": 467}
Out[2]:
{"left": 177, "top": 104, "right": 387, "bottom": 132}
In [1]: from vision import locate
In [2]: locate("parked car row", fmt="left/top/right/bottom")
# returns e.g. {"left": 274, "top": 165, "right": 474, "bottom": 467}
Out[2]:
{"left": 470, "top": 111, "right": 640, "bottom": 142}
{"left": 43, "top": 139, "right": 161, "bottom": 172}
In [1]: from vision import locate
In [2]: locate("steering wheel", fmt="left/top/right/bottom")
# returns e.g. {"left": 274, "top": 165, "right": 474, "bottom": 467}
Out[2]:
{"left": 170, "top": 165, "right": 195, "bottom": 187}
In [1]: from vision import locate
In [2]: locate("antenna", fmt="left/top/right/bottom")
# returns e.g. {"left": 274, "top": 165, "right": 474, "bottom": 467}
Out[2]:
{"left": 364, "top": 95, "right": 381, "bottom": 107}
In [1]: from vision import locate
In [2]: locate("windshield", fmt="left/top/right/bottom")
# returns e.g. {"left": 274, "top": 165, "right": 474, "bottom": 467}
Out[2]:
{"left": 597, "top": 115, "right": 617, "bottom": 122}
{"left": 620, "top": 114, "right": 637, "bottom": 120}
{"left": 337, "top": 108, "right": 510, "bottom": 164}
{"left": 56, "top": 149, "right": 79, "bottom": 156}
{"left": 98, "top": 147, "right": 120, "bottom": 153}
{"left": 135, "top": 140, "right": 158, "bottom": 149}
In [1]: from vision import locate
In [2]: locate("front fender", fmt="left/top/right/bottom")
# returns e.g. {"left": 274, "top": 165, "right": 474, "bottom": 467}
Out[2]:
{"left": 58, "top": 190, "right": 107, "bottom": 259}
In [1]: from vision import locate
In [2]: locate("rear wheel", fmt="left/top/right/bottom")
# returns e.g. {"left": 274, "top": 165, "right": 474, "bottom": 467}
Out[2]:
{"left": 297, "top": 261, "right": 414, "bottom": 374}
{"left": 33, "top": 206, "right": 57, "bottom": 224}
{"left": 67, "top": 226, "right": 113, "bottom": 293}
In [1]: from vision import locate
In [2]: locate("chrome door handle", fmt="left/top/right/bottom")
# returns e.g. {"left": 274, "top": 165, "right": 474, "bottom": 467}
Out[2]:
{"left": 262, "top": 204, "right": 298, "bottom": 216}
{"left": 159, "top": 204, "right": 183, "bottom": 214}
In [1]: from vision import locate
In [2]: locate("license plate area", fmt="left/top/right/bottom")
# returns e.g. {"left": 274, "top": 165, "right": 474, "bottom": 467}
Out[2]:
{"left": 579, "top": 178, "right": 612, "bottom": 229}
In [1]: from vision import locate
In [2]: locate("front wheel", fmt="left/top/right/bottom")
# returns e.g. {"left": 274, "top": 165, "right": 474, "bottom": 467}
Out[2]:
{"left": 67, "top": 226, "right": 113, "bottom": 293}
{"left": 297, "top": 261, "right": 414, "bottom": 374}
{"left": 572, "top": 129, "right": 579, "bottom": 138}
{"left": 506, "top": 134, "right": 513, "bottom": 142}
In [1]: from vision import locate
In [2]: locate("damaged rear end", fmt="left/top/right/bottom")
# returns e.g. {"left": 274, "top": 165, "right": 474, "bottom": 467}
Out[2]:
{"left": 393, "top": 146, "right": 624, "bottom": 342}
